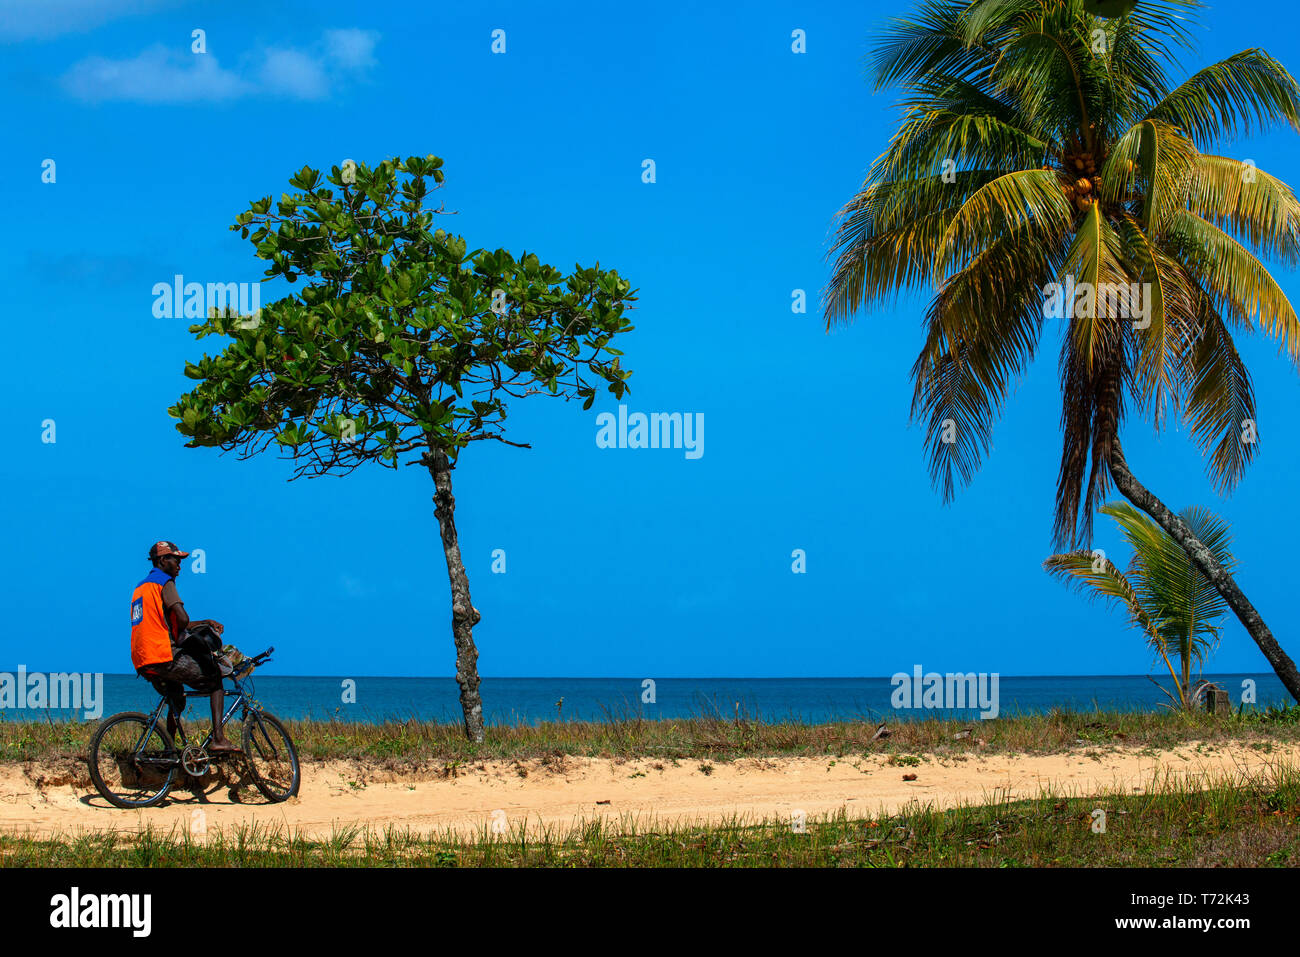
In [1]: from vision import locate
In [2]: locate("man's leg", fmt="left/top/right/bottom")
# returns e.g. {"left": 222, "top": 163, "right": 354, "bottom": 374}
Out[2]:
{"left": 143, "top": 669, "right": 183, "bottom": 741}
{"left": 173, "top": 652, "right": 238, "bottom": 751}
{"left": 166, "top": 696, "right": 181, "bottom": 741}
{"left": 208, "top": 687, "right": 238, "bottom": 750}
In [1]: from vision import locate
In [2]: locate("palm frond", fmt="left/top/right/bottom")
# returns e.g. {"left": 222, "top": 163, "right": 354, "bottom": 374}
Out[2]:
{"left": 1181, "top": 293, "right": 1258, "bottom": 491}
{"left": 1100, "top": 500, "right": 1232, "bottom": 672}
{"left": 911, "top": 224, "right": 1058, "bottom": 501}
{"left": 871, "top": 0, "right": 1003, "bottom": 90}
{"left": 1167, "top": 209, "right": 1300, "bottom": 362}
{"left": 1042, "top": 547, "right": 1160, "bottom": 639}
{"left": 1147, "top": 49, "right": 1300, "bottom": 148}
{"left": 1117, "top": 214, "right": 1196, "bottom": 427}
{"left": 1052, "top": 205, "right": 1133, "bottom": 546}
{"left": 1060, "top": 202, "right": 1131, "bottom": 372}
{"left": 824, "top": 170, "right": 1000, "bottom": 323}
{"left": 1186, "top": 155, "right": 1300, "bottom": 264}
{"left": 932, "top": 168, "right": 1074, "bottom": 284}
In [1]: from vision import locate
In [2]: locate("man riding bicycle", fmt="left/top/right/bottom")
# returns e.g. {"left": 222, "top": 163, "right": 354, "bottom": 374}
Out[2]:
{"left": 129, "top": 541, "right": 239, "bottom": 752}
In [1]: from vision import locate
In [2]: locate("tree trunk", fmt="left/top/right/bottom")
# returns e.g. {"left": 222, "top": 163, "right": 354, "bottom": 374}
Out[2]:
{"left": 1108, "top": 439, "right": 1300, "bottom": 703}
{"left": 426, "top": 447, "right": 486, "bottom": 743}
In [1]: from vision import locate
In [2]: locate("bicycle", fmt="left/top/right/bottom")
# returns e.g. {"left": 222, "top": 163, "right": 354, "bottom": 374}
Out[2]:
{"left": 89, "top": 646, "right": 300, "bottom": 808}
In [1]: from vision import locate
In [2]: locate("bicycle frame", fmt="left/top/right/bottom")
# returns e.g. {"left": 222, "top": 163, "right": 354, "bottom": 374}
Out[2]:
{"left": 131, "top": 654, "right": 270, "bottom": 764}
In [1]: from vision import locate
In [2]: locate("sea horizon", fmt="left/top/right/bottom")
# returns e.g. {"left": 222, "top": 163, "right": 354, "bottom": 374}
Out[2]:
{"left": 1, "top": 672, "right": 1290, "bottom": 725}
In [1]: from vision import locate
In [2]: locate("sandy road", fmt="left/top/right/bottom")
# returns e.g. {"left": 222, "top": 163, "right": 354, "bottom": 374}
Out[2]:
{"left": 0, "top": 742, "right": 1294, "bottom": 841}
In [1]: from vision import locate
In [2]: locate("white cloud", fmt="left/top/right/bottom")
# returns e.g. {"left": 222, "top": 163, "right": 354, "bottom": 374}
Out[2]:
{"left": 0, "top": 0, "right": 169, "bottom": 42}
{"left": 323, "top": 28, "right": 379, "bottom": 71}
{"left": 259, "top": 48, "right": 330, "bottom": 100}
{"left": 60, "top": 28, "right": 379, "bottom": 103}
{"left": 62, "top": 46, "right": 249, "bottom": 103}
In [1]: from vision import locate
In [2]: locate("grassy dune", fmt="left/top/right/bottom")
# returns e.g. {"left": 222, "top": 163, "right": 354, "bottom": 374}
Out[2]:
{"left": 3, "top": 761, "right": 1297, "bottom": 867}
{"left": 5, "top": 707, "right": 1298, "bottom": 867}
{"left": 3, "top": 704, "right": 1300, "bottom": 767}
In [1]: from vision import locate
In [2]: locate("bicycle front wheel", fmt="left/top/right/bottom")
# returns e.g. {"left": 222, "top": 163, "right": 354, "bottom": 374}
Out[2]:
{"left": 241, "top": 711, "right": 300, "bottom": 802}
{"left": 88, "top": 712, "right": 176, "bottom": 809}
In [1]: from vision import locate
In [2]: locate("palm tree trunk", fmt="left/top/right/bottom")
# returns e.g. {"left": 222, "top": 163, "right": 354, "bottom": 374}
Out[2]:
{"left": 1108, "top": 439, "right": 1300, "bottom": 703}
{"left": 426, "top": 446, "right": 486, "bottom": 743}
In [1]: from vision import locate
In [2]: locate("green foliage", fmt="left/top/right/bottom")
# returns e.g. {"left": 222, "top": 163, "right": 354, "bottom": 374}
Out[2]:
{"left": 827, "top": 0, "right": 1300, "bottom": 545}
{"left": 1249, "top": 703, "right": 1300, "bottom": 725}
{"left": 1045, "top": 501, "right": 1237, "bottom": 706}
{"left": 171, "top": 155, "right": 637, "bottom": 474}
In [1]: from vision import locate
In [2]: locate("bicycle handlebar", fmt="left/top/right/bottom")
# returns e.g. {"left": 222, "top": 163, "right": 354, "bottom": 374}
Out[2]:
{"left": 233, "top": 647, "right": 275, "bottom": 678}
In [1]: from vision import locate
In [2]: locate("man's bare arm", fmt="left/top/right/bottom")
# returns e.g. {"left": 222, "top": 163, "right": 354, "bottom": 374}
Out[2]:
{"left": 163, "top": 591, "right": 223, "bottom": 638}
{"left": 177, "top": 608, "right": 225, "bottom": 636}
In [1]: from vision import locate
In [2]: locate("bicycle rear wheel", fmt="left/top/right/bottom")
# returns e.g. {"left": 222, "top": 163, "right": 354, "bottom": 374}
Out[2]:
{"left": 88, "top": 712, "right": 176, "bottom": 809}
{"left": 241, "top": 711, "right": 300, "bottom": 802}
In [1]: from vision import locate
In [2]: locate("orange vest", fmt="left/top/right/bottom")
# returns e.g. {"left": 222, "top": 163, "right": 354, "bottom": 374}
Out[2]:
{"left": 130, "top": 569, "right": 176, "bottom": 669}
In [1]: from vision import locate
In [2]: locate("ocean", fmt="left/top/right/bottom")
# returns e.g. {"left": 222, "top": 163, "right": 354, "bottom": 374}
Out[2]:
{"left": 0, "top": 672, "right": 1291, "bottom": 724}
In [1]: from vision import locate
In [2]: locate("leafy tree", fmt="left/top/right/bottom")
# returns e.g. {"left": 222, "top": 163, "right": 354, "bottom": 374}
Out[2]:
{"left": 172, "top": 156, "right": 636, "bottom": 741}
{"left": 824, "top": 0, "right": 1300, "bottom": 700}
{"left": 1046, "top": 501, "right": 1234, "bottom": 708}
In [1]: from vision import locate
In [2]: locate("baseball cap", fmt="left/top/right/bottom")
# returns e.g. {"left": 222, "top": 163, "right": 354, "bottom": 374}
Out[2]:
{"left": 149, "top": 541, "right": 191, "bottom": 561}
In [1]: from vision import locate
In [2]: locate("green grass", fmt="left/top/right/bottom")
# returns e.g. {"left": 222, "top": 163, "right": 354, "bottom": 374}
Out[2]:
{"left": 4, "top": 761, "right": 1297, "bottom": 867}
{"left": 3, "top": 703, "right": 1300, "bottom": 767}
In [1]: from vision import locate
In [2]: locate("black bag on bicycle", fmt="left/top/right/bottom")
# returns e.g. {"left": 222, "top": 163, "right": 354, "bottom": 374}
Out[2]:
{"left": 181, "top": 622, "right": 231, "bottom": 679}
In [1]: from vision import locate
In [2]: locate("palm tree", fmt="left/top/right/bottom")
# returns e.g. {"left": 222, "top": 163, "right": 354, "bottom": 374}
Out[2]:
{"left": 1046, "top": 501, "right": 1234, "bottom": 707}
{"left": 824, "top": 0, "right": 1300, "bottom": 700}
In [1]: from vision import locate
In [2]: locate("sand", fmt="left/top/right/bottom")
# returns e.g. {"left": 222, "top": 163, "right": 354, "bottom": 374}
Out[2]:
{"left": 1, "top": 742, "right": 1294, "bottom": 841}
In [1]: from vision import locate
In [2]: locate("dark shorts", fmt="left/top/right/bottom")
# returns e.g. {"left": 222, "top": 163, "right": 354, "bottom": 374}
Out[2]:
{"left": 138, "top": 651, "right": 223, "bottom": 712}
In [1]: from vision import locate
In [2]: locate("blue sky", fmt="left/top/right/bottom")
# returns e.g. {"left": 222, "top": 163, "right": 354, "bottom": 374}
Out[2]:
{"left": 3, "top": 0, "right": 1299, "bottom": 680}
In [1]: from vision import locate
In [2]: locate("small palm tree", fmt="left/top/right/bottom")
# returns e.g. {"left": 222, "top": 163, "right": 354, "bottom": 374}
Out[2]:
{"left": 824, "top": 0, "right": 1300, "bottom": 700}
{"left": 1046, "top": 501, "right": 1235, "bottom": 707}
